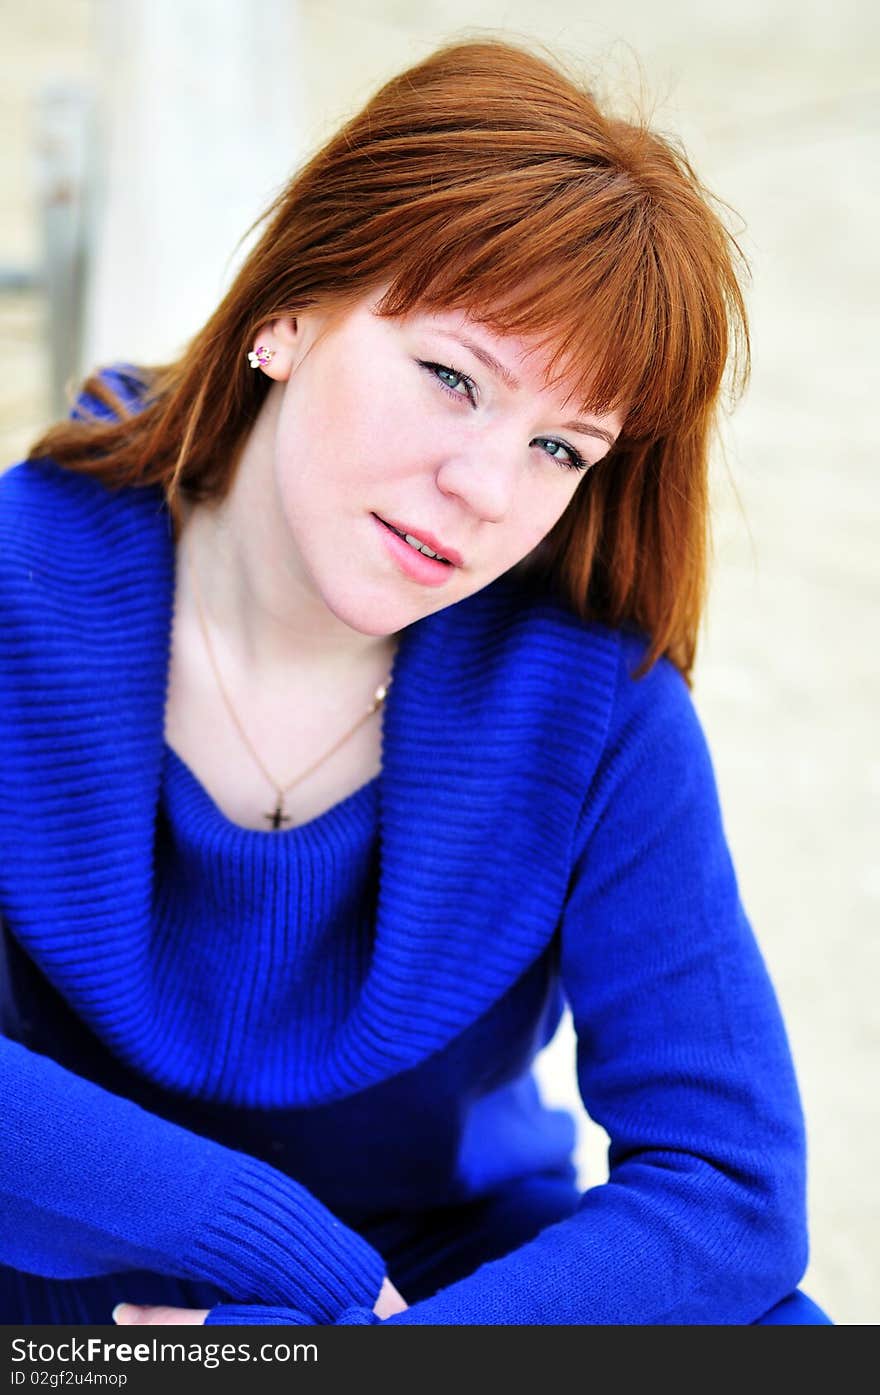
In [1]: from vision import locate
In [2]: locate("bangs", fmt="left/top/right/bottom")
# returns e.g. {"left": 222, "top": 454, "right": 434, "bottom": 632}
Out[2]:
{"left": 370, "top": 153, "right": 748, "bottom": 443}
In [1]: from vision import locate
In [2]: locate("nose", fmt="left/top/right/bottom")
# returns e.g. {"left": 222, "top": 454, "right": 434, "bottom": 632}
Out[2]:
{"left": 434, "top": 425, "right": 518, "bottom": 524}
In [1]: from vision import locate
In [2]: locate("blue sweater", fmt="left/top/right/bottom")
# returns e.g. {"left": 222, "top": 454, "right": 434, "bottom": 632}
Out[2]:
{"left": 0, "top": 430, "right": 810, "bottom": 1325}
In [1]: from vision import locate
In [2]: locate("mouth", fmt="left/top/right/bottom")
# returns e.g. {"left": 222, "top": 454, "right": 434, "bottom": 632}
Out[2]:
{"left": 371, "top": 514, "right": 461, "bottom": 568}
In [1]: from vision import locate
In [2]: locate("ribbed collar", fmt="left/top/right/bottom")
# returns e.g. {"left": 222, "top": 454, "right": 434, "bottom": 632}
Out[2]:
{"left": 0, "top": 458, "right": 621, "bottom": 1103}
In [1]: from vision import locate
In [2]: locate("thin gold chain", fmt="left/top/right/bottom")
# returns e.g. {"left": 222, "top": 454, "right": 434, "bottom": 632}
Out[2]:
{"left": 184, "top": 542, "right": 393, "bottom": 825}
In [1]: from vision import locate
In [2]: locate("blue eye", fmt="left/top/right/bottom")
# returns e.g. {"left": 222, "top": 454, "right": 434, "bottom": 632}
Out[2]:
{"left": 419, "top": 360, "right": 478, "bottom": 406}
{"left": 419, "top": 360, "right": 589, "bottom": 473}
{"left": 533, "top": 437, "right": 589, "bottom": 473}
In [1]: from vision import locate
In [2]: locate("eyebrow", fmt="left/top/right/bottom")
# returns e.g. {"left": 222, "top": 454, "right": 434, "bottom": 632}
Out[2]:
{"left": 433, "top": 329, "right": 522, "bottom": 392}
{"left": 559, "top": 419, "right": 617, "bottom": 449}
{"left": 431, "top": 329, "right": 618, "bottom": 450}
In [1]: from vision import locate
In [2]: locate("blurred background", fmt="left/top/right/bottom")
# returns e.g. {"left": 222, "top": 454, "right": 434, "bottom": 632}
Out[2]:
{"left": 1, "top": 0, "right": 877, "bottom": 1325}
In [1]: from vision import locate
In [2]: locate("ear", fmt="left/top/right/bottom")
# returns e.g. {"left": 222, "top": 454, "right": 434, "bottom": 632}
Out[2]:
{"left": 246, "top": 315, "right": 299, "bottom": 381}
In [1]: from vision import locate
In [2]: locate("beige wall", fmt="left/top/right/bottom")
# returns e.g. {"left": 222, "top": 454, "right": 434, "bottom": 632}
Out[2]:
{"left": 1, "top": 0, "right": 877, "bottom": 1325}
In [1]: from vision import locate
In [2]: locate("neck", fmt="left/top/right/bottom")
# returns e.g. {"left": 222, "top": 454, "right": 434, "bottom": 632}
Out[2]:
{"left": 174, "top": 404, "right": 396, "bottom": 686}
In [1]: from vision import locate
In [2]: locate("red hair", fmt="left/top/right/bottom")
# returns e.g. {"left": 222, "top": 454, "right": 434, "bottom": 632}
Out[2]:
{"left": 28, "top": 37, "right": 749, "bottom": 686}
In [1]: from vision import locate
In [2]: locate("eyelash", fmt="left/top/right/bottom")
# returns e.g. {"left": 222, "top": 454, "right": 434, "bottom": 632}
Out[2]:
{"left": 417, "top": 360, "right": 590, "bottom": 473}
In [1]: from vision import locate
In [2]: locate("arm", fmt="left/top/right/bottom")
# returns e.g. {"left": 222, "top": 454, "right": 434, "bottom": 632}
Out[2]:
{"left": 204, "top": 642, "right": 810, "bottom": 1326}
{"left": 1, "top": 1032, "right": 386, "bottom": 1321}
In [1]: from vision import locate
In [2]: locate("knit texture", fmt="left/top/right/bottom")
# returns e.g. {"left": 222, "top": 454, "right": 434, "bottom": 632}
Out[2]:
{"left": 0, "top": 393, "right": 811, "bottom": 1324}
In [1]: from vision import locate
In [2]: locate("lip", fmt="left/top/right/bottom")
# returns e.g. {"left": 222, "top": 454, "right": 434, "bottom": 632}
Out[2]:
{"left": 371, "top": 513, "right": 459, "bottom": 588}
{"left": 373, "top": 514, "right": 463, "bottom": 569}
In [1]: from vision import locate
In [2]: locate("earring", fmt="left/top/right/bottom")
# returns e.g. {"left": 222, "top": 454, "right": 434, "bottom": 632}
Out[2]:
{"left": 247, "top": 346, "right": 276, "bottom": 369}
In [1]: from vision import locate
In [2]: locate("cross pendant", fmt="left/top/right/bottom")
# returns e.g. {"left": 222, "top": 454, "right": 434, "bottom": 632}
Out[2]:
{"left": 265, "top": 798, "right": 291, "bottom": 831}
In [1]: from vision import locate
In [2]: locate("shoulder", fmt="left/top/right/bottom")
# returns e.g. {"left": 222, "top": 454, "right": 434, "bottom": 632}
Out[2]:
{"left": 0, "top": 453, "right": 106, "bottom": 527}
{"left": 435, "top": 571, "right": 626, "bottom": 725}
{"left": 0, "top": 457, "right": 167, "bottom": 596}
{"left": 426, "top": 576, "right": 659, "bottom": 812}
{"left": 476, "top": 580, "right": 712, "bottom": 821}
{"left": 471, "top": 573, "right": 688, "bottom": 731}
{"left": 0, "top": 462, "right": 169, "bottom": 655}
{"left": 528, "top": 597, "right": 704, "bottom": 792}
{"left": 0, "top": 458, "right": 111, "bottom": 603}
{"left": 455, "top": 571, "right": 626, "bottom": 676}
{"left": 1, "top": 365, "right": 165, "bottom": 579}
{"left": 610, "top": 626, "right": 701, "bottom": 754}
{"left": 448, "top": 582, "right": 719, "bottom": 879}
{"left": 565, "top": 620, "right": 722, "bottom": 860}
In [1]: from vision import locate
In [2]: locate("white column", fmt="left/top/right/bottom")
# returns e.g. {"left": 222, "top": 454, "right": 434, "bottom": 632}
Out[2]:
{"left": 83, "top": 0, "right": 305, "bottom": 368}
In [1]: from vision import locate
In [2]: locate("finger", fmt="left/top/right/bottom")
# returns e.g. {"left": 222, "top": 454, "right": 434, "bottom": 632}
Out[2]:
{"left": 112, "top": 1303, "right": 209, "bottom": 1326}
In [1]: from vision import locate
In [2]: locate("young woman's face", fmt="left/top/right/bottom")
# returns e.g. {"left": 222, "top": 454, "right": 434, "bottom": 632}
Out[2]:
{"left": 269, "top": 288, "right": 623, "bottom": 636}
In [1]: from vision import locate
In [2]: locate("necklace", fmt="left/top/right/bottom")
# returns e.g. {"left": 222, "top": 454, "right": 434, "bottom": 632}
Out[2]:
{"left": 184, "top": 544, "right": 393, "bottom": 830}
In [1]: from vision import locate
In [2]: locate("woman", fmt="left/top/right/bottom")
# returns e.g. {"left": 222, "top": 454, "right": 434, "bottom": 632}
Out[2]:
{"left": 0, "top": 38, "right": 832, "bottom": 1325}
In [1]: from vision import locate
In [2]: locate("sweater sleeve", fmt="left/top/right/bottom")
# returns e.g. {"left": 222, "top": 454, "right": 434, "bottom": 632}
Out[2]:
{"left": 0, "top": 1033, "right": 386, "bottom": 1321}
{"left": 204, "top": 641, "right": 811, "bottom": 1326}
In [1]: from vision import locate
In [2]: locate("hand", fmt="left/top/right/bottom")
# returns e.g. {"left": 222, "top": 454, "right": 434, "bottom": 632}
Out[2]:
{"left": 110, "top": 1281, "right": 409, "bottom": 1325}
{"left": 373, "top": 1276, "right": 409, "bottom": 1318}
{"left": 113, "top": 1303, "right": 208, "bottom": 1325}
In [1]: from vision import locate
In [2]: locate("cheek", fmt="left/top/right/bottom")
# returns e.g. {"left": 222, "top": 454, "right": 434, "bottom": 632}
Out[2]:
{"left": 290, "top": 363, "right": 425, "bottom": 484}
{"left": 518, "top": 472, "right": 583, "bottom": 544}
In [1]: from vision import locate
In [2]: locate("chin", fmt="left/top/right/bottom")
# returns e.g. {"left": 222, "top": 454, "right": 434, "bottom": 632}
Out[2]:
{"left": 319, "top": 583, "right": 413, "bottom": 639}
